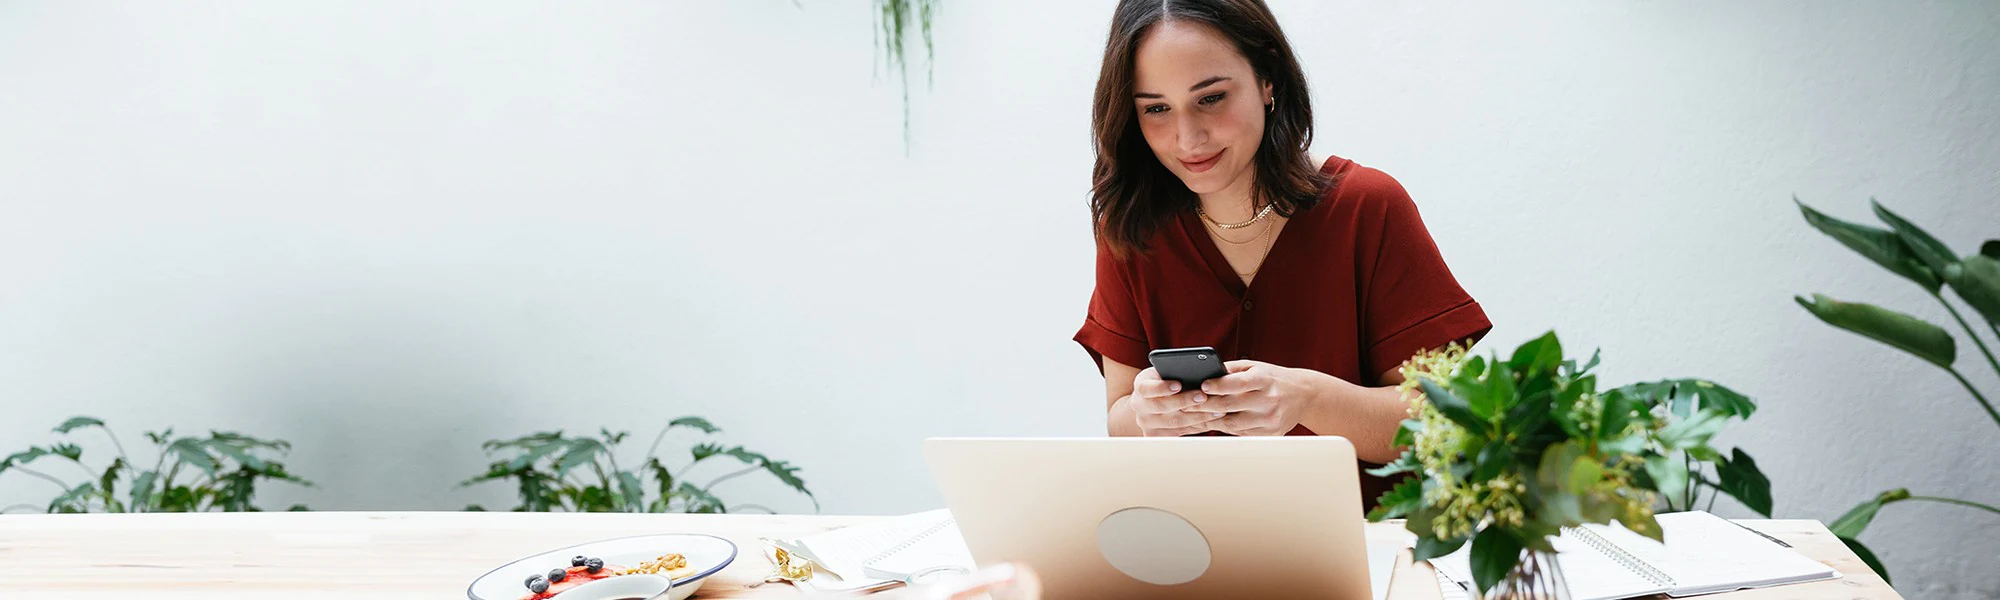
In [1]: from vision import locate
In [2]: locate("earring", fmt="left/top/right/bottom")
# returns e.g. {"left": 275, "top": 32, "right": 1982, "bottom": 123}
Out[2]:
{"left": 1266, "top": 97, "right": 1275, "bottom": 112}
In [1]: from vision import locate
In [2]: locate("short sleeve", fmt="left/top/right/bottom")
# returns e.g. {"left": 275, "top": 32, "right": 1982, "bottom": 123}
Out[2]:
{"left": 1355, "top": 175, "right": 1493, "bottom": 376}
{"left": 1073, "top": 241, "right": 1151, "bottom": 373}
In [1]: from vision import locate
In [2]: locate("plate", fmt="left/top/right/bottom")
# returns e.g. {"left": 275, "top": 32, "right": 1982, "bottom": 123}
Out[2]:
{"left": 466, "top": 533, "right": 738, "bottom": 600}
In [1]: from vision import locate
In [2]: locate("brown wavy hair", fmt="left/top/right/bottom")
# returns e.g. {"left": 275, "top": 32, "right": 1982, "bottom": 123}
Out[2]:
{"left": 1089, "top": 0, "right": 1333, "bottom": 256}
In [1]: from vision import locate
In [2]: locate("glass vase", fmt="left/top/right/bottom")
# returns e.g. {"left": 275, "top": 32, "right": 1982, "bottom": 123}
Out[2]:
{"left": 1475, "top": 548, "right": 1570, "bottom": 600}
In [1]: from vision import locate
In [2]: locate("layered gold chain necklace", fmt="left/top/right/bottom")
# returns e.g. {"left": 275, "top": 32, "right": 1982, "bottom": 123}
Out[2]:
{"left": 1197, "top": 202, "right": 1276, "bottom": 279}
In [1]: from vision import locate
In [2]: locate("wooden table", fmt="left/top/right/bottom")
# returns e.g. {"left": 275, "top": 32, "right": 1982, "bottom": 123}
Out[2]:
{"left": 0, "top": 512, "right": 1899, "bottom": 599}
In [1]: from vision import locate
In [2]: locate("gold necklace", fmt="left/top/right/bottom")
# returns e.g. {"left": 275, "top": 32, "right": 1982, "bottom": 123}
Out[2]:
{"left": 1197, "top": 202, "right": 1275, "bottom": 230}
{"left": 1212, "top": 217, "right": 1276, "bottom": 279}
{"left": 1204, "top": 213, "right": 1269, "bottom": 246}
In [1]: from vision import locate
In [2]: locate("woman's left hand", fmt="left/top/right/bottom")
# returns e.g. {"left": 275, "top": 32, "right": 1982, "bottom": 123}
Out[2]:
{"left": 1185, "top": 360, "right": 1323, "bottom": 436}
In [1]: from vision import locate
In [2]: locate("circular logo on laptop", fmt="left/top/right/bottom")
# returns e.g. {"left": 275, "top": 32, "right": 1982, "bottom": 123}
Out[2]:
{"left": 1095, "top": 506, "right": 1212, "bottom": 585}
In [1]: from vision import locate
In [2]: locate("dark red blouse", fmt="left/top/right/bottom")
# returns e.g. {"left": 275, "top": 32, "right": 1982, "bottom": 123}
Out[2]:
{"left": 1073, "top": 155, "right": 1492, "bottom": 505}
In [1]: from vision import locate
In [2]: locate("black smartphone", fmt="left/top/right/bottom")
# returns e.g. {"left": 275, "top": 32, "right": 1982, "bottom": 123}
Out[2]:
{"left": 1147, "top": 346, "right": 1228, "bottom": 389}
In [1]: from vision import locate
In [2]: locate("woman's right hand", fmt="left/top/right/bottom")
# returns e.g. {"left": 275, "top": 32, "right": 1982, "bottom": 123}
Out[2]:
{"left": 1129, "top": 367, "right": 1222, "bottom": 437}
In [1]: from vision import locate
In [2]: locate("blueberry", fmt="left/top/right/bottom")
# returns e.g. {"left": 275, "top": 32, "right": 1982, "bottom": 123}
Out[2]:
{"left": 571, "top": 555, "right": 588, "bottom": 567}
{"left": 528, "top": 578, "right": 549, "bottom": 594}
{"left": 548, "top": 568, "right": 567, "bottom": 583}
{"left": 585, "top": 558, "right": 604, "bottom": 574}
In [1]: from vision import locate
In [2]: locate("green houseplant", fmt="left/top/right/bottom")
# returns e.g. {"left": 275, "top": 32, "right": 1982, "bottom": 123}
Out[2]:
{"left": 1368, "top": 332, "right": 1770, "bottom": 598}
{"left": 460, "top": 416, "right": 816, "bottom": 513}
{"left": 0, "top": 416, "right": 312, "bottom": 513}
{"left": 1792, "top": 198, "right": 2000, "bottom": 583}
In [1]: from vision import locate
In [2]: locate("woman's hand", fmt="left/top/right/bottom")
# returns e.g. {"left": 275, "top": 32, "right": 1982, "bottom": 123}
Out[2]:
{"left": 1127, "top": 367, "right": 1226, "bottom": 437}
{"left": 1183, "top": 360, "right": 1324, "bottom": 436}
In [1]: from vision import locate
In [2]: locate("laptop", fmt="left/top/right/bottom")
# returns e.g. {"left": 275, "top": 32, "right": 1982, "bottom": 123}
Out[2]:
{"left": 921, "top": 436, "right": 1386, "bottom": 599}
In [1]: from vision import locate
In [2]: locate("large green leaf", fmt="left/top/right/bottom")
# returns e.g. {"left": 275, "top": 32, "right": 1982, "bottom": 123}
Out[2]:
{"left": 1469, "top": 527, "right": 1525, "bottom": 594}
{"left": 1, "top": 447, "right": 52, "bottom": 471}
{"left": 722, "top": 447, "right": 817, "bottom": 508}
{"left": 1714, "top": 448, "right": 1773, "bottom": 517}
{"left": 1944, "top": 255, "right": 2000, "bottom": 325}
{"left": 504, "top": 441, "right": 567, "bottom": 472}
{"left": 165, "top": 438, "right": 219, "bottom": 477}
{"left": 1507, "top": 331, "right": 1563, "bottom": 377}
{"left": 205, "top": 440, "right": 268, "bottom": 471}
{"left": 1411, "top": 535, "right": 1467, "bottom": 562}
{"left": 1644, "top": 454, "right": 1689, "bottom": 508}
{"left": 1367, "top": 477, "right": 1423, "bottom": 521}
{"left": 1615, "top": 379, "right": 1757, "bottom": 420}
{"left": 690, "top": 442, "right": 725, "bottom": 463}
{"left": 1829, "top": 489, "right": 1910, "bottom": 538}
{"left": 48, "top": 482, "right": 98, "bottom": 513}
{"left": 1796, "top": 199, "right": 1941, "bottom": 291}
{"left": 669, "top": 416, "right": 720, "bottom": 434}
{"left": 54, "top": 416, "right": 105, "bottom": 434}
{"left": 130, "top": 471, "right": 158, "bottom": 511}
{"left": 97, "top": 457, "right": 125, "bottom": 511}
{"left": 1796, "top": 294, "right": 1956, "bottom": 368}
{"left": 617, "top": 471, "right": 646, "bottom": 512}
{"left": 554, "top": 439, "right": 605, "bottom": 477}
{"left": 1839, "top": 536, "right": 1891, "bottom": 584}
{"left": 1419, "top": 379, "right": 1487, "bottom": 433}
{"left": 1982, "top": 240, "right": 2000, "bottom": 259}
{"left": 1871, "top": 200, "right": 1958, "bottom": 275}
{"left": 1656, "top": 410, "right": 1729, "bottom": 450}
{"left": 1364, "top": 451, "right": 1419, "bottom": 479}
{"left": 51, "top": 443, "right": 83, "bottom": 461}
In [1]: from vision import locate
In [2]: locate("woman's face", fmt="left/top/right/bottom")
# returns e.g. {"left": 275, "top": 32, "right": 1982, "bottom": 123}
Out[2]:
{"left": 1130, "top": 20, "right": 1272, "bottom": 199}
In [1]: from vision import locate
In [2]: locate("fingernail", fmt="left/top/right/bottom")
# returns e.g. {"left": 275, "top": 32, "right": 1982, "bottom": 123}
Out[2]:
{"left": 1168, "top": 382, "right": 1181, "bottom": 393}
{"left": 1193, "top": 393, "right": 1206, "bottom": 403}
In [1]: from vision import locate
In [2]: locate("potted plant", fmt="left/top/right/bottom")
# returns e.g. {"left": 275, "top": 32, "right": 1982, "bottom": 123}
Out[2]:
{"left": 0, "top": 416, "right": 311, "bottom": 513}
{"left": 1792, "top": 198, "right": 2000, "bottom": 582}
{"left": 460, "top": 416, "right": 816, "bottom": 513}
{"left": 1368, "top": 332, "right": 1769, "bottom": 598}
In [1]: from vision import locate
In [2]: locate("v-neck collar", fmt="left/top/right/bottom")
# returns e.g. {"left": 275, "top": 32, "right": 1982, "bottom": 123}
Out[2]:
{"left": 1180, "top": 207, "right": 1297, "bottom": 299}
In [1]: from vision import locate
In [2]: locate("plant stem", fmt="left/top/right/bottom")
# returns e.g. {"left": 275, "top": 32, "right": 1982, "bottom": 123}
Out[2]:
{"left": 1942, "top": 367, "right": 2000, "bottom": 430}
{"left": 102, "top": 425, "right": 132, "bottom": 466}
{"left": 644, "top": 422, "right": 675, "bottom": 462}
{"left": 1908, "top": 495, "right": 2000, "bottom": 516}
{"left": 701, "top": 464, "right": 763, "bottom": 494}
{"left": 13, "top": 466, "right": 70, "bottom": 490}
{"left": 1938, "top": 295, "right": 2000, "bottom": 379}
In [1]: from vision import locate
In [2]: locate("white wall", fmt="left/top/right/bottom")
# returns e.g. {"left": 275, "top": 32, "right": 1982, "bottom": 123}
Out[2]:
{"left": 2, "top": 1, "right": 1996, "bottom": 597}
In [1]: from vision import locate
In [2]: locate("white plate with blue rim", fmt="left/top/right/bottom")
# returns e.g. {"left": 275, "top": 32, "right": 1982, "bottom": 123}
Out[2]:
{"left": 466, "top": 533, "right": 737, "bottom": 600}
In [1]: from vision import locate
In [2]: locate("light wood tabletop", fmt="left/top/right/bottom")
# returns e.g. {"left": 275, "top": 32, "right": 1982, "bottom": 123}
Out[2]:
{"left": 0, "top": 511, "right": 1899, "bottom": 599}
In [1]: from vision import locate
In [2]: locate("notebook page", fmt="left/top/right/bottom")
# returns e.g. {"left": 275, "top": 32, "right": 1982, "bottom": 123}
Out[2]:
{"left": 1595, "top": 511, "right": 1838, "bottom": 597}
{"left": 794, "top": 509, "right": 955, "bottom": 580}
{"left": 1551, "top": 528, "right": 1673, "bottom": 600}
{"left": 864, "top": 520, "right": 974, "bottom": 580}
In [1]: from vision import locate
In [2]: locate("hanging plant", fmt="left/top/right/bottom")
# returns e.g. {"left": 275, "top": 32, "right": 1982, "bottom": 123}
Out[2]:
{"left": 874, "top": 0, "right": 938, "bottom": 148}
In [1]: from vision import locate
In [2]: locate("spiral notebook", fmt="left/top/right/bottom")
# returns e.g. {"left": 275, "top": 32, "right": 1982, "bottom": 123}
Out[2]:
{"left": 770, "top": 508, "right": 975, "bottom": 591}
{"left": 1430, "top": 511, "right": 1839, "bottom": 600}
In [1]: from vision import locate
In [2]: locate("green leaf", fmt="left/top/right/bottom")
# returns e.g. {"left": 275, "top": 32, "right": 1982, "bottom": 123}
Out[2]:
{"left": 54, "top": 416, "right": 105, "bottom": 434}
{"left": 1796, "top": 294, "right": 1956, "bottom": 368}
{"left": 1412, "top": 535, "right": 1467, "bottom": 562}
{"left": 1567, "top": 455, "right": 1604, "bottom": 493}
{"left": 1389, "top": 419, "right": 1421, "bottom": 451}
{"left": 1367, "top": 477, "right": 1423, "bottom": 521}
{"left": 1, "top": 447, "right": 53, "bottom": 472}
{"left": 1617, "top": 512, "right": 1665, "bottom": 543}
{"left": 675, "top": 481, "right": 727, "bottom": 514}
{"left": 1982, "top": 240, "right": 2000, "bottom": 259}
{"left": 669, "top": 416, "right": 720, "bottom": 435}
{"left": 1829, "top": 488, "right": 1911, "bottom": 538}
{"left": 1419, "top": 379, "right": 1487, "bottom": 433}
{"left": 617, "top": 471, "right": 645, "bottom": 512}
{"left": 1598, "top": 435, "right": 1646, "bottom": 455}
{"left": 1839, "top": 536, "right": 1891, "bottom": 585}
{"left": 1656, "top": 410, "right": 1729, "bottom": 450}
{"left": 554, "top": 439, "right": 604, "bottom": 477}
{"left": 1366, "top": 452, "right": 1420, "bottom": 478}
{"left": 1796, "top": 198, "right": 1941, "bottom": 291}
{"left": 1469, "top": 527, "right": 1525, "bottom": 594}
{"left": 97, "top": 457, "right": 125, "bottom": 507}
{"left": 1473, "top": 442, "right": 1510, "bottom": 482}
{"left": 1715, "top": 448, "right": 1773, "bottom": 517}
{"left": 1616, "top": 379, "right": 1757, "bottom": 420}
{"left": 722, "top": 447, "right": 817, "bottom": 508}
{"left": 205, "top": 440, "right": 268, "bottom": 471}
{"left": 1466, "top": 361, "right": 1519, "bottom": 421}
{"left": 166, "top": 438, "right": 219, "bottom": 477}
{"left": 690, "top": 442, "right": 725, "bottom": 463}
{"left": 49, "top": 482, "right": 98, "bottom": 513}
{"left": 1645, "top": 454, "right": 1689, "bottom": 508}
{"left": 1507, "top": 331, "right": 1564, "bottom": 376}
{"left": 51, "top": 442, "right": 83, "bottom": 461}
{"left": 1944, "top": 255, "right": 2000, "bottom": 325}
{"left": 504, "top": 441, "right": 567, "bottom": 472}
{"left": 1871, "top": 200, "right": 1959, "bottom": 276}
{"left": 130, "top": 471, "right": 158, "bottom": 510}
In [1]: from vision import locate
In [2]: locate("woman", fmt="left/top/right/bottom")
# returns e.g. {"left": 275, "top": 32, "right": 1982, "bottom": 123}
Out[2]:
{"left": 1072, "top": 0, "right": 1491, "bottom": 507}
